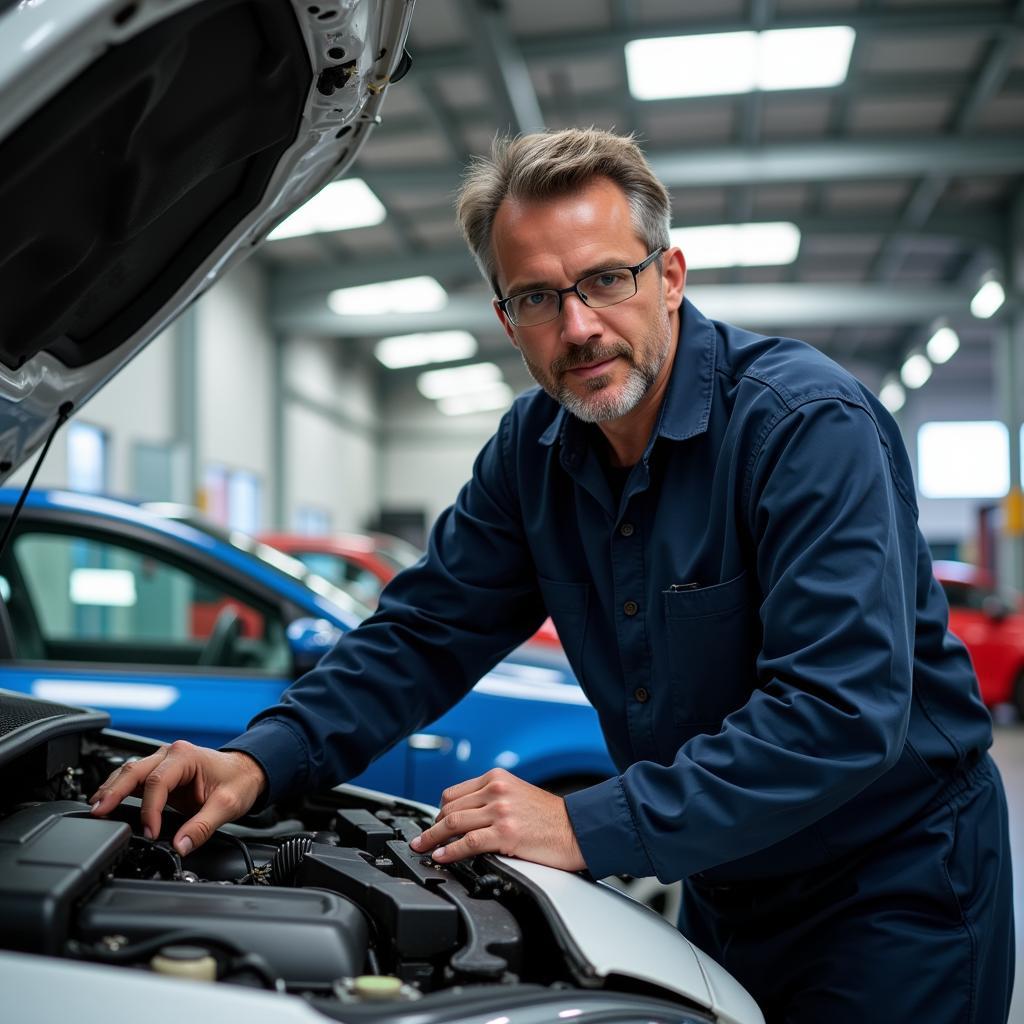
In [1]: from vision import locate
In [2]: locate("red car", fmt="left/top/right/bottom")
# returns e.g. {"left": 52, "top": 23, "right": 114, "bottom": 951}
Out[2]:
{"left": 934, "top": 561, "right": 1024, "bottom": 712}
{"left": 261, "top": 532, "right": 563, "bottom": 649}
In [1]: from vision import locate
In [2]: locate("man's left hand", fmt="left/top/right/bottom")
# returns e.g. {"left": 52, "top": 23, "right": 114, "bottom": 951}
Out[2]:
{"left": 410, "top": 768, "right": 586, "bottom": 871}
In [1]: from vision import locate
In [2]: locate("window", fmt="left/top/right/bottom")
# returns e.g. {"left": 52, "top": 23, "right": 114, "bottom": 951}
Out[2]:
{"left": 7, "top": 530, "right": 290, "bottom": 672}
{"left": 940, "top": 582, "right": 988, "bottom": 611}
{"left": 294, "top": 505, "right": 332, "bottom": 536}
{"left": 204, "top": 464, "right": 263, "bottom": 533}
{"left": 67, "top": 422, "right": 107, "bottom": 493}
{"left": 917, "top": 421, "right": 1009, "bottom": 499}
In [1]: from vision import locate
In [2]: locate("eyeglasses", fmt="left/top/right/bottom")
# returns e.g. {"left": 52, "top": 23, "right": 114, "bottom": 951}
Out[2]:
{"left": 497, "top": 249, "right": 664, "bottom": 327}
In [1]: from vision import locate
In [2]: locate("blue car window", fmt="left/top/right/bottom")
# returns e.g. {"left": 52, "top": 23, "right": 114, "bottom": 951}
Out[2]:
{"left": 12, "top": 531, "right": 291, "bottom": 673}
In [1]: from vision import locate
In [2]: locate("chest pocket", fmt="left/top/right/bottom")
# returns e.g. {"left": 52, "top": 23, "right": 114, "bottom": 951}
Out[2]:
{"left": 664, "top": 569, "right": 759, "bottom": 730}
{"left": 537, "top": 576, "right": 590, "bottom": 687}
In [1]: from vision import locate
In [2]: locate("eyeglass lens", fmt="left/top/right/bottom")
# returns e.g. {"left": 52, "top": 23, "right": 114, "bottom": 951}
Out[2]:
{"left": 507, "top": 268, "right": 637, "bottom": 326}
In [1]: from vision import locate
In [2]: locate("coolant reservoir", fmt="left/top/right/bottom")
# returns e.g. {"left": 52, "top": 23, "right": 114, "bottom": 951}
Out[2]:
{"left": 150, "top": 944, "right": 217, "bottom": 982}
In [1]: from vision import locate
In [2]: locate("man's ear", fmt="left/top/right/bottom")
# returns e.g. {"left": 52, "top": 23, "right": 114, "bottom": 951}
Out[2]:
{"left": 661, "top": 246, "right": 686, "bottom": 313}
{"left": 493, "top": 299, "right": 519, "bottom": 347}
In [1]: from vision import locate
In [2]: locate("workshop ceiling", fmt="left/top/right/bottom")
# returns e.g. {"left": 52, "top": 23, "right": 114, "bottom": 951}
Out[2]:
{"left": 261, "top": 0, "right": 1024, "bottom": 398}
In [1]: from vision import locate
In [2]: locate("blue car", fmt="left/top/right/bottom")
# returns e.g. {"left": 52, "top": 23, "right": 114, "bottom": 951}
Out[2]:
{"left": 0, "top": 488, "right": 614, "bottom": 804}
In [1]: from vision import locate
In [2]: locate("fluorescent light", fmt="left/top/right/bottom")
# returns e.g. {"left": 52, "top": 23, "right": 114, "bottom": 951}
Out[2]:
{"left": 417, "top": 362, "right": 502, "bottom": 400}
{"left": 925, "top": 326, "right": 960, "bottom": 364}
{"left": 268, "top": 178, "right": 385, "bottom": 240}
{"left": 670, "top": 222, "right": 801, "bottom": 269}
{"left": 625, "top": 26, "right": 854, "bottom": 100}
{"left": 329, "top": 276, "right": 448, "bottom": 315}
{"left": 900, "top": 353, "right": 932, "bottom": 390}
{"left": 879, "top": 377, "right": 906, "bottom": 414}
{"left": 971, "top": 279, "right": 1005, "bottom": 319}
{"left": 375, "top": 331, "right": 478, "bottom": 369}
{"left": 438, "top": 384, "right": 514, "bottom": 416}
{"left": 69, "top": 568, "right": 137, "bottom": 607}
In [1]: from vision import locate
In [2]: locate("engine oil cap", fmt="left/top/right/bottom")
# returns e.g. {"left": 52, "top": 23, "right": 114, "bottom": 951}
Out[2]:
{"left": 150, "top": 944, "right": 218, "bottom": 982}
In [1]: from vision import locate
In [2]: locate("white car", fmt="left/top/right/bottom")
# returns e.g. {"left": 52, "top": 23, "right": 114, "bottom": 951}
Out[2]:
{"left": 0, "top": 3, "right": 764, "bottom": 1022}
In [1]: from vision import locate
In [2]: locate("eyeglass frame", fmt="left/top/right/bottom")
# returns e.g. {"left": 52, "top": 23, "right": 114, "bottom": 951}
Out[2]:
{"left": 496, "top": 248, "right": 665, "bottom": 327}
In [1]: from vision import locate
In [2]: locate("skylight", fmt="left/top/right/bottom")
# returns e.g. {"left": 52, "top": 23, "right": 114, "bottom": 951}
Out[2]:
{"left": 268, "top": 179, "right": 386, "bottom": 240}
{"left": 670, "top": 222, "right": 801, "bottom": 269}
{"left": 375, "top": 331, "right": 478, "bottom": 369}
{"left": 328, "top": 277, "right": 448, "bottom": 316}
{"left": 625, "top": 26, "right": 855, "bottom": 100}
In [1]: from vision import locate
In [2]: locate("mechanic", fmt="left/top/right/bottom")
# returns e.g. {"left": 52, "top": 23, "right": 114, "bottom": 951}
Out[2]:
{"left": 91, "top": 129, "right": 1014, "bottom": 1023}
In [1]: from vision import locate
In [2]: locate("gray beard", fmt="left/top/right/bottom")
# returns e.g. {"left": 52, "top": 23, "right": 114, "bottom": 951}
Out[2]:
{"left": 520, "top": 310, "right": 672, "bottom": 424}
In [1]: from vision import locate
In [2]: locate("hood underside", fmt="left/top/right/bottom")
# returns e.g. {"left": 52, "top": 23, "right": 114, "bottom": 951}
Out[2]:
{"left": 1, "top": 0, "right": 309, "bottom": 372}
{"left": 0, "top": 0, "right": 413, "bottom": 480}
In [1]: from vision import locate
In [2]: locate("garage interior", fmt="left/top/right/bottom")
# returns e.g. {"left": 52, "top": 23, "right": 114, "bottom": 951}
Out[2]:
{"left": 6, "top": 0, "right": 1024, "bottom": 1015}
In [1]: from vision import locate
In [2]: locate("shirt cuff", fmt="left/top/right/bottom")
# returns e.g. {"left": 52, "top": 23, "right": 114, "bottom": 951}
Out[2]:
{"left": 564, "top": 775, "right": 655, "bottom": 880}
{"left": 221, "top": 718, "right": 311, "bottom": 809}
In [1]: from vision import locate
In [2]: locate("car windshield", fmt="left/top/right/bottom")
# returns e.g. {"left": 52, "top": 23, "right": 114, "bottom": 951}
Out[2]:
{"left": 142, "top": 504, "right": 374, "bottom": 622}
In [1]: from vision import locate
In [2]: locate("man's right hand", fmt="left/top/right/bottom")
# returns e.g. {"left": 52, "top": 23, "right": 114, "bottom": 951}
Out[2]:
{"left": 88, "top": 740, "right": 267, "bottom": 857}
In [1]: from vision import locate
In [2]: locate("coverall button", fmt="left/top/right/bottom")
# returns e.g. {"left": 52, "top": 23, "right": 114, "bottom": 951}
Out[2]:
{"left": 623, "top": 599, "right": 639, "bottom": 616}
{"left": 634, "top": 687, "right": 649, "bottom": 703}
{"left": 619, "top": 522, "right": 635, "bottom": 537}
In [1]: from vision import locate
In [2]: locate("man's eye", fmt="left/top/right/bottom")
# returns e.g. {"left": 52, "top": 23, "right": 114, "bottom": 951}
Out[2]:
{"left": 525, "top": 292, "right": 549, "bottom": 305}
{"left": 595, "top": 271, "right": 627, "bottom": 287}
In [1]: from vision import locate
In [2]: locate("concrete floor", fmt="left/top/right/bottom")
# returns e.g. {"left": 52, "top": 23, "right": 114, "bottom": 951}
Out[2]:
{"left": 989, "top": 720, "right": 1024, "bottom": 1022}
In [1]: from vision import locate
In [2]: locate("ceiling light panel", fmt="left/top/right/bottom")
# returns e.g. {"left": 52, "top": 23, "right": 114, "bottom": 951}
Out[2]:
{"left": 267, "top": 179, "right": 385, "bottom": 240}
{"left": 417, "top": 362, "right": 503, "bottom": 400}
{"left": 438, "top": 384, "right": 514, "bottom": 416}
{"left": 375, "top": 331, "right": 478, "bottom": 369}
{"left": 626, "top": 26, "right": 855, "bottom": 100}
{"left": 670, "top": 222, "right": 801, "bottom": 269}
{"left": 329, "top": 277, "right": 448, "bottom": 316}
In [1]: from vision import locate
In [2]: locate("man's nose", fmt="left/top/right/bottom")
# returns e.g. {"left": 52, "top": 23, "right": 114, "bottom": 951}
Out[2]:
{"left": 559, "top": 293, "right": 602, "bottom": 345}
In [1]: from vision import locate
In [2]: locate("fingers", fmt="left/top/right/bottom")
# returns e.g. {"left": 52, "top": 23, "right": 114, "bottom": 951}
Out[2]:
{"left": 411, "top": 806, "right": 497, "bottom": 854}
{"left": 173, "top": 785, "right": 249, "bottom": 857}
{"left": 436, "top": 771, "right": 490, "bottom": 811}
{"left": 138, "top": 741, "right": 198, "bottom": 841}
{"left": 89, "top": 746, "right": 169, "bottom": 818}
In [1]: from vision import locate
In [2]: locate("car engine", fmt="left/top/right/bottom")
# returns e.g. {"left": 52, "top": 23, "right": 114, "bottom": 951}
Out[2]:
{"left": 0, "top": 691, "right": 722, "bottom": 1022}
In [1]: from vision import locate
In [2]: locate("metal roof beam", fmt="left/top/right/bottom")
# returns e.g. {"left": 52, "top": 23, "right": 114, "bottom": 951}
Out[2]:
{"left": 454, "top": 0, "right": 544, "bottom": 134}
{"left": 374, "top": 71, "right": 1024, "bottom": 137}
{"left": 271, "top": 285, "right": 1003, "bottom": 337}
{"left": 267, "top": 212, "right": 1003, "bottom": 303}
{"left": 410, "top": 7, "right": 1015, "bottom": 73}
{"left": 356, "top": 138, "right": 1024, "bottom": 193}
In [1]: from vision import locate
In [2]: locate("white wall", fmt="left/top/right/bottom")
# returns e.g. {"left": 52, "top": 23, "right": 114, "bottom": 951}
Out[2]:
{"left": 195, "top": 260, "right": 276, "bottom": 520}
{"left": 12, "top": 325, "right": 178, "bottom": 495}
{"left": 283, "top": 335, "right": 379, "bottom": 532}
{"left": 379, "top": 377, "right": 506, "bottom": 531}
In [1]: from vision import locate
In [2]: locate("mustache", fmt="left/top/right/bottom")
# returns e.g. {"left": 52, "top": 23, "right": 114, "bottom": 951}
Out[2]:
{"left": 552, "top": 342, "right": 633, "bottom": 375}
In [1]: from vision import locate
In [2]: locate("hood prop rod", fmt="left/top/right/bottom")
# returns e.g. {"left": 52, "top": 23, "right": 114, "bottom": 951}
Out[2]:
{"left": 0, "top": 401, "right": 73, "bottom": 558}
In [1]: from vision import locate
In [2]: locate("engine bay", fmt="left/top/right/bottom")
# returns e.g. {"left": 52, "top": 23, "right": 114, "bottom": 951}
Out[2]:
{"left": 0, "top": 691, "right": 712, "bottom": 1019}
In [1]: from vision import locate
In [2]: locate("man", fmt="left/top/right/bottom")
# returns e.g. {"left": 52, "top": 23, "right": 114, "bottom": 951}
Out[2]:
{"left": 91, "top": 129, "right": 1013, "bottom": 1022}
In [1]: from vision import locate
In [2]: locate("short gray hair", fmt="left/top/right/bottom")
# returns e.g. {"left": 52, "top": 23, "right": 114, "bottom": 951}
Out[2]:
{"left": 456, "top": 128, "right": 672, "bottom": 296}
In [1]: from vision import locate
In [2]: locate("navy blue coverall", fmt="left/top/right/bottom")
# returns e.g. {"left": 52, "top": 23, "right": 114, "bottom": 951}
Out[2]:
{"left": 228, "top": 299, "right": 1014, "bottom": 1022}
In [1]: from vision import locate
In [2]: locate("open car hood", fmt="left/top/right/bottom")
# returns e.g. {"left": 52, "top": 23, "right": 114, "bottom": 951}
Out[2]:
{"left": 0, "top": 0, "right": 414, "bottom": 482}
